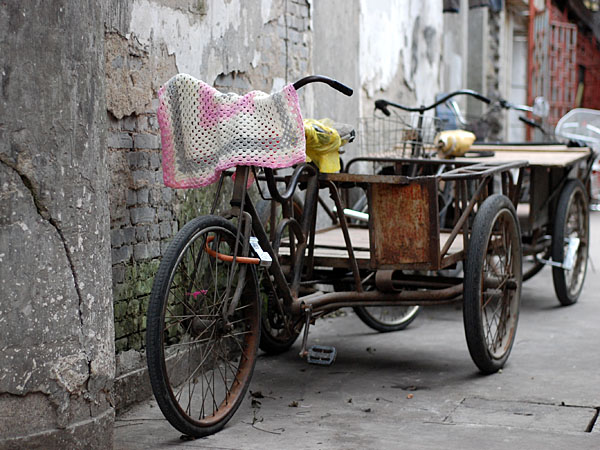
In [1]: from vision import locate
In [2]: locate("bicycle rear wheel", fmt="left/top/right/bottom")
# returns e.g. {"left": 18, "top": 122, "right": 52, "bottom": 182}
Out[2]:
{"left": 146, "top": 215, "right": 260, "bottom": 437}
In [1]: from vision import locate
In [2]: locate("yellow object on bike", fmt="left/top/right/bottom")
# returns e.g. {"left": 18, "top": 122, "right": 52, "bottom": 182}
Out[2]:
{"left": 304, "top": 118, "right": 347, "bottom": 173}
{"left": 435, "top": 129, "right": 476, "bottom": 157}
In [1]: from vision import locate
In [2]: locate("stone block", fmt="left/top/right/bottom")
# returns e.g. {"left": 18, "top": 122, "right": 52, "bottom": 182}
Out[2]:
{"left": 136, "top": 187, "right": 149, "bottom": 204}
{"left": 113, "top": 283, "right": 134, "bottom": 302}
{"left": 148, "top": 116, "right": 159, "bottom": 132}
{"left": 129, "top": 333, "right": 142, "bottom": 351}
{"left": 127, "top": 298, "right": 140, "bottom": 316}
{"left": 112, "top": 245, "right": 131, "bottom": 264}
{"left": 149, "top": 187, "right": 162, "bottom": 204}
{"left": 130, "top": 206, "right": 155, "bottom": 224}
{"left": 162, "top": 187, "right": 172, "bottom": 203}
{"left": 159, "top": 221, "right": 171, "bottom": 238}
{"left": 127, "top": 152, "right": 149, "bottom": 169}
{"left": 108, "top": 132, "right": 133, "bottom": 149}
{"left": 134, "top": 133, "right": 160, "bottom": 149}
{"left": 112, "top": 264, "right": 125, "bottom": 284}
{"left": 135, "top": 277, "right": 153, "bottom": 297}
{"left": 115, "top": 337, "right": 128, "bottom": 353}
{"left": 126, "top": 189, "right": 137, "bottom": 206}
{"left": 134, "top": 243, "right": 151, "bottom": 260}
{"left": 122, "top": 115, "right": 137, "bottom": 131}
{"left": 150, "top": 152, "right": 161, "bottom": 169}
{"left": 111, "top": 228, "right": 124, "bottom": 248}
{"left": 114, "top": 300, "right": 128, "bottom": 320}
{"left": 114, "top": 320, "right": 127, "bottom": 339}
{"left": 131, "top": 170, "right": 152, "bottom": 189}
{"left": 157, "top": 207, "right": 171, "bottom": 221}
{"left": 135, "top": 225, "right": 148, "bottom": 242}
{"left": 140, "top": 295, "right": 150, "bottom": 314}
{"left": 122, "top": 227, "right": 136, "bottom": 244}
{"left": 148, "top": 241, "right": 161, "bottom": 258}
{"left": 149, "top": 224, "right": 161, "bottom": 240}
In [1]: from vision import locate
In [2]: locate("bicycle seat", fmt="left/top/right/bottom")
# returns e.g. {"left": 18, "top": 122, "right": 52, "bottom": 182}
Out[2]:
{"left": 157, "top": 73, "right": 306, "bottom": 188}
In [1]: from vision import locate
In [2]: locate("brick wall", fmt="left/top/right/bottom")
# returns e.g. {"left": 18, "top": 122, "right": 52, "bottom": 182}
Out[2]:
{"left": 106, "top": 0, "right": 312, "bottom": 357}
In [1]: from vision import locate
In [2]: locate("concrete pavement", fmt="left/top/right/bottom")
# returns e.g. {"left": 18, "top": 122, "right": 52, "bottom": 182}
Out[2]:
{"left": 114, "top": 212, "right": 600, "bottom": 450}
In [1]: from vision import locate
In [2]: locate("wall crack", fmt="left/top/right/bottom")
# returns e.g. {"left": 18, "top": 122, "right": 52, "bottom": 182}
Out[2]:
{"left": 0, "top": 155, "right": 87, "bottom": 336}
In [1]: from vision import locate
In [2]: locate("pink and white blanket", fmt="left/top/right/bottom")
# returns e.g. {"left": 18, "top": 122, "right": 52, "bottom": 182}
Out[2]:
{"left": 157, "top": 74, "right": 306, "bottom": 188}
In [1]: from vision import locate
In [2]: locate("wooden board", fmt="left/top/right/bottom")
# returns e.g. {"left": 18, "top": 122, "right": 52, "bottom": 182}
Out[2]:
{"left": 278, "top": 227, "right": 463, "bottom": 269}
{"left": 458, "top": 145, "right": 590, "bottom": 167}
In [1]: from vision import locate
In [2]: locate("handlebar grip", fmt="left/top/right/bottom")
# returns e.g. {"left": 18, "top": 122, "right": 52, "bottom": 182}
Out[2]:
{"left": 293, "top": 75, "right": 353, "bottom": 96}
{"left": 518, "top": 115, "right": 538, "bottom": 128}
{"left": 374, "top": 100, "right": 391, "bottom": 116}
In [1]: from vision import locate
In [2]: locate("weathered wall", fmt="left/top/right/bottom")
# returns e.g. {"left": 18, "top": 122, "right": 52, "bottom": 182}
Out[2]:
{"left": 0, "top": 1, "right": 114, "bottom": 448}
{"left": 104, "top": 0, "right": 313, "bottom": 411}
{"left": 359, "top": 0, "right": 444, "bottom": 116}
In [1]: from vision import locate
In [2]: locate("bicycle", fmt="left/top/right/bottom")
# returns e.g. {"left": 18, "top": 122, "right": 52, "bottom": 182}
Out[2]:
{"left": 147, "top": 74, "right": 525, "bottom": 438}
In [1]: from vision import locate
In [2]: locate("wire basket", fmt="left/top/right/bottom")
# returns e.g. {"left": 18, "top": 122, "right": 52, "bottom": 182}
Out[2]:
{"left": 358, "top": 113, "right": 443, "bottom": 158}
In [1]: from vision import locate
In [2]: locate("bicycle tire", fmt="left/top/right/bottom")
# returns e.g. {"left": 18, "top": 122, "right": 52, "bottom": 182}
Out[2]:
{"left": 463, "top": 194, "right": 522, "bottom": 374}
{"left": 146, "top": 215, "right": 260, "bottom": 437}
{"left": 349, "top": 194, "right": 421, "bottom": 331}
{"left": 551, "top": 179, "right": 589, "bottom": 306}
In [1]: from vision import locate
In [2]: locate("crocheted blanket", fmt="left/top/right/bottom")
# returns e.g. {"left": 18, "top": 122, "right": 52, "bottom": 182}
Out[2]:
{"left": 157, "top": 74, "right": 306, "bottom": 188}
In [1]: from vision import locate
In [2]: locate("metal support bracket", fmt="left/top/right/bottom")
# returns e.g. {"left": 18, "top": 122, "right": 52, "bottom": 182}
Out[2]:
{"left": 537, "top": 236, "right": 580, "bottom": 270}
{"left": 249, "top": 236, "right": 272, "bottom": 267}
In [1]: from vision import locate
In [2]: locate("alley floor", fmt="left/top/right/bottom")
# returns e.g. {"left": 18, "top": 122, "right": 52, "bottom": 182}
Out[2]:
{"left": 114, "top": 212, "right": 600, "bottom": 450}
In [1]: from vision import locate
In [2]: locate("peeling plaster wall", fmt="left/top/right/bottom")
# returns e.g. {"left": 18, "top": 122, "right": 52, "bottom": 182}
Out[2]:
{"left": 359, "top": 0, "right": 443, "bottom": 115}
{"left": 0, "top": 1, "right": 114, "bottom": 447}
{"left": 104, "top": 0, "right": 313, "bottom": 412}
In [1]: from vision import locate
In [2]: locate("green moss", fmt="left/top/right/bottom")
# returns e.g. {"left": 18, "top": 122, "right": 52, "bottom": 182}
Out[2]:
{"left": 115, "top": 337, "right": 128, "bottom": 353}
{"left": 127, "top": 298, "right": 140, "bottom": 316}
{"left": 129, "top": 333, "right": 142, "bottom": 351}
{"left": 114, "top": 321, "right": 127, "bottom": 339}
{"left": 114, "top": 301, "right": 128, "bottom": 320}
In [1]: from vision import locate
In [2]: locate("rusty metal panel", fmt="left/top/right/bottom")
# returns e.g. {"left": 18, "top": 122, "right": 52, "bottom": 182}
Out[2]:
{"left": 368, "top": 178, "right": 439, "bottom": 268}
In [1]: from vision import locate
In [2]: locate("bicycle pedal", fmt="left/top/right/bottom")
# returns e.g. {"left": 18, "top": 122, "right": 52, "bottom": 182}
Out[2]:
{"left": 249, "top": 237, "right": 272, "bottom": 267}
{"left": 306, "top": 345, "right": 337, "bottom": 366}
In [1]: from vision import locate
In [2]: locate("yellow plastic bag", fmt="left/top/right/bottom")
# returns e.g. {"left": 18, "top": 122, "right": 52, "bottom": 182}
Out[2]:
{"left": 304, "top": 118, "right": 344, "bottom": 173}
{"left": 435, "top": 129, "right": 476, "bottom": 158}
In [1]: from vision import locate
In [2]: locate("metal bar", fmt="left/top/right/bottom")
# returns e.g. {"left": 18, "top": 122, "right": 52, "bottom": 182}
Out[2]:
{"left": 325, "top": 180, "right": 363, "bottom": 292}
{"left": 440, "top": 161, "right": 527, "bottom": 180}
{"left": 290, "top": 173, "right": 319, "bottom": 296}
{"left": 440, "top": 177, "right": 489, "bottom": 258}
{"left": 301, "top": 283, "right": 463, "bottom": 312}
{"left": 244, "top": 193, "right": 295, "bottom": 309}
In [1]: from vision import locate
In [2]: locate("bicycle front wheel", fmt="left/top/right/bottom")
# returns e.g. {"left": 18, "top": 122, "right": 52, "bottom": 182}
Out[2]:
{"left": 147, "top": 215, "right": 260, "bottom": 437}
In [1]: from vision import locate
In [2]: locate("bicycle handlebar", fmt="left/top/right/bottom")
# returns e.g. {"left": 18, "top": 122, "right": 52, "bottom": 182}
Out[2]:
{"left": 375, "top": 89, "right": 492, "bottom": 116}
{"left": 293, "top": 75, "right": 353, "bottom": 97}
{"left": 259, "top": 75, "right": 352, "bottom": 204}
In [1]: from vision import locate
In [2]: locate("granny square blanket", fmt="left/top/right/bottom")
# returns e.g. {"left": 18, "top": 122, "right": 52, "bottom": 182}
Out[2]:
{"left": 157, "top": 73, "right": 306, "bottom": 188}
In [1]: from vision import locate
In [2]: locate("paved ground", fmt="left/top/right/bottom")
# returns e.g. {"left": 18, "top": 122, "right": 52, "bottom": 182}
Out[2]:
{"left": 114, "top": 212, "right": 600, "bottom": 450}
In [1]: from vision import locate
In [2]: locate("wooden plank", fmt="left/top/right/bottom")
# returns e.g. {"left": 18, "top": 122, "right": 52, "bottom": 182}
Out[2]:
{"left": 456, "top": 150, "right": 589, "bottom": 167}
{"left": 279, "top": 227, "right": 463, "bottom": 266}
{"left": 470, "top": 144, "right": 579, "bottom": 152}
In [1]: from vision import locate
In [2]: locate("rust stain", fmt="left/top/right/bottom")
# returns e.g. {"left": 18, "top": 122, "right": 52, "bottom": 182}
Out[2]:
{"left": 370, "top": 181, "right": 437, "bottom": 265}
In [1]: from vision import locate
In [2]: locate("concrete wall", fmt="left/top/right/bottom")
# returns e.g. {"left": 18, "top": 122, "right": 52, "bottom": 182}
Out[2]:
{"left": 359, "top": 0, "right": 444, "bottom": 115}
{"left": 1, "top": 1, "right": 449, "bottom": 432}
{"left": 105, "top": 0, "right": 315, "bottom": 412}
{"left": 0, "top": 1, "right": 114, "bottom": 448}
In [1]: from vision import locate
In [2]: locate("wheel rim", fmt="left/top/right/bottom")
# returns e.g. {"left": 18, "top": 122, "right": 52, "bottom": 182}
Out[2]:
{"left": 562, "top": 189, "right": 588, "bottom": 298}
{"left": 481, "top": 210, "right": 521, "bottom": 360}
{"left": 361, "top": 305, "right": 420, "bottom": 326}
{"left": 160, "top": 226, "right": 258, "bottom": 427}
